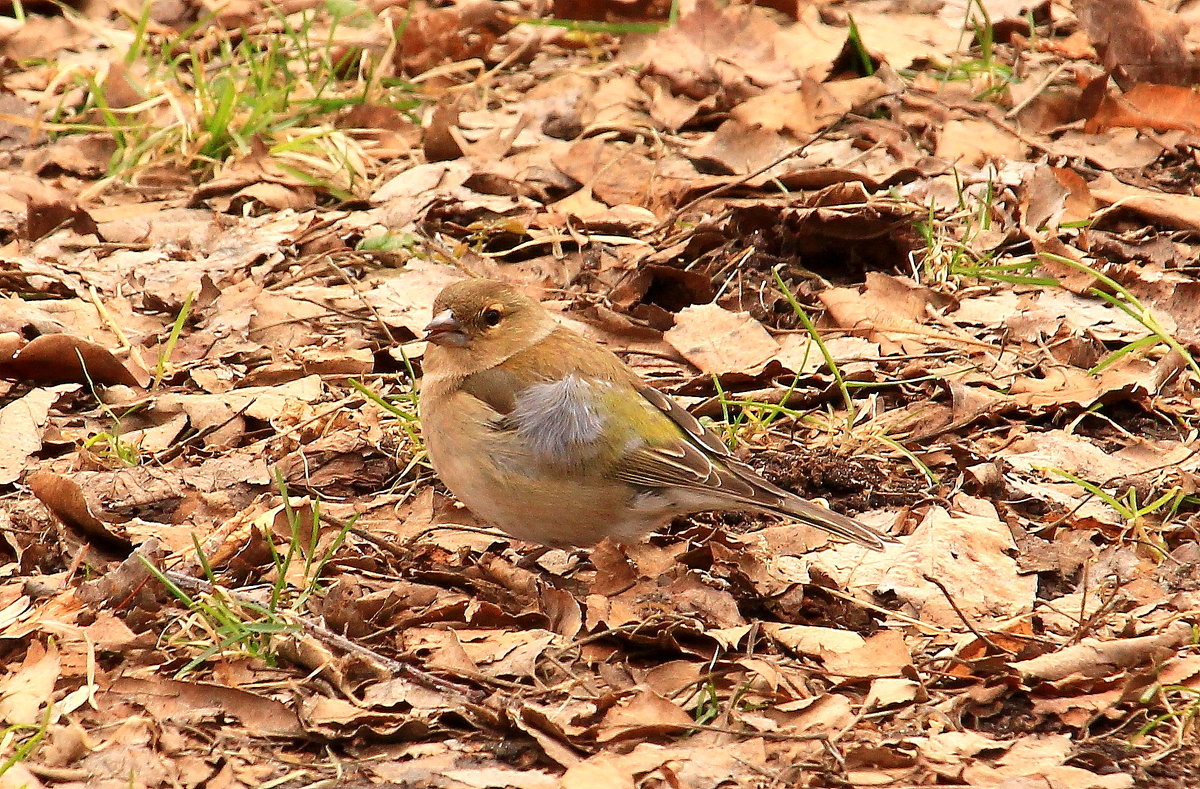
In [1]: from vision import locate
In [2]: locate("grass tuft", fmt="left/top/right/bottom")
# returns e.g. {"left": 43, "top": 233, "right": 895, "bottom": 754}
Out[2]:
{"left": 43, "top": 1, "right": 420, "bottom": 190}
{"left": 138, "top": 475, "right": 355, "bottom": 676}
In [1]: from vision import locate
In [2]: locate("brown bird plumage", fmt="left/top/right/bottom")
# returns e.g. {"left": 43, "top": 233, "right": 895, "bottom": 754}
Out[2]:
{"left": 418, "top": 279, "right": 895, "bottom": 550}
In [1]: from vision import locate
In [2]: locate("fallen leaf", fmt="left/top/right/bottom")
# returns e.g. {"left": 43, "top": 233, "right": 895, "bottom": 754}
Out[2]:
{"left": 812, "top": 498, "right": 1036, "bottom": 628}
{"left": 597, "top": 690, "right": 693, "bottom": 742}
{"left": 1085, "top": 83, "right": 1200, "bottom": 134}
{"left": 0, "top": 334, "right": 141, "bottom": 387}
{"left": 0, "top": 639, "right": 59, "bottom": 726}
{"left": 1088, "top": 172, "right": 1200, "bottom": 232}
{"left": 560, "top": 757, "right": 636, "bottom": 789}
{"left": 27, "top": 472, "right": 134, "bottom": 553}
{"left": 1011, "top": 621, "right": 1193, "bottom": 682}
{"left": 1076, "top": 0, "right": 1200, "bottom": 88}
{"left": 0, "top": 385, "right": 73, "bottom": 485}
{"left": 664, "top": 302, "right": 778, "bottom": 373}
{"left": 937, "top": 117, "right": 1026, "bottom": 166}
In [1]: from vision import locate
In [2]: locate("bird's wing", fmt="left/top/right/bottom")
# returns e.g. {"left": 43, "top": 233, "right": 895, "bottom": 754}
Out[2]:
{"left": 615, "top": 383, "right": 893, "bottom": 549}
{"left": 463, "top": 324, "right": 820, "bottom": 503}
{"left": 454, "top": 323, "right": 890, "bottom": 547}
{"left": 459, "top": 326, "right": 679, "bottom": 465}
{"left": 634, "top": 383, "right": 732, "bottom": 458}
{"left": 613, "top": 385, "right": 770, "bottom": 499}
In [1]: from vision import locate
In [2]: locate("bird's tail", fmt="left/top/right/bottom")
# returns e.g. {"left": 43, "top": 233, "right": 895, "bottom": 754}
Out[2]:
{"left": 765, "top": 492, "right": 896, "bottom": 551}
{"left": 644, "top": 448, "right": 898, "bottom": 550}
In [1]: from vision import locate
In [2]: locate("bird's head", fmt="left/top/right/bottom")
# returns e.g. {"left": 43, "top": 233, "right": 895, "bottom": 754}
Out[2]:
{"left": 423, "top": 279, "right": 554, "bottom": 369}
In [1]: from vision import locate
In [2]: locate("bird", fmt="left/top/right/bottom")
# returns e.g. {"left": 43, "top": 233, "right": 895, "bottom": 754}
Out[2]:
{"left": 417, "top": 278, "right": 895, "bottom": 551}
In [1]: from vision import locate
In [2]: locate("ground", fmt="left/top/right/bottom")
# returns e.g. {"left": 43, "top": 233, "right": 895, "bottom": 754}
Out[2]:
{"left": 2, "top": 0, "right": 1200, "bottom": 787}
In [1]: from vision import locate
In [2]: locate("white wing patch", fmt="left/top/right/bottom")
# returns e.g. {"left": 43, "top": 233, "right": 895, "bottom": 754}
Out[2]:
{"left": 509, "top": 375, "right": 606, "bottom": 463}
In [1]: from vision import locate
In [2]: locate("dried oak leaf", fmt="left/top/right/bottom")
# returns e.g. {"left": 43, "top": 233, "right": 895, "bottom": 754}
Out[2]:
{"left": 0, "top": 384, "right": 75, "bottom": 485}
{"left": 1010, "top": 621, "right": 1193, "bottom": 682}
{"left": 28, "top": 472, "right": 133, "bottom": 554}
{"left": 1085, "top": 83, "right": 1200, "bottom": 134}
{"left": 107, "top": 676, "right": 304, "bottom": 737}
{"left": 395, "top": 3, "right": 513, "bottom": 77}
{"left": 0, "top": 334, "right": 141, "bottom": 387}
{"left": 1076, "top": 0, "right": 1200, "bottom": 88}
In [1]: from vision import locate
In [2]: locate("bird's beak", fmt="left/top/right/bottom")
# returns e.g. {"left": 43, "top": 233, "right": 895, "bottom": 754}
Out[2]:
{"left": 423, "top": 310, "right": 467, "bottom": 347}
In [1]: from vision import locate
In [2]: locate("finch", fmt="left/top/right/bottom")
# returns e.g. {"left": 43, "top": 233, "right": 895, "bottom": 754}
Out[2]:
{"left": 418, "top": 279, "right": 893, "bottom": 550}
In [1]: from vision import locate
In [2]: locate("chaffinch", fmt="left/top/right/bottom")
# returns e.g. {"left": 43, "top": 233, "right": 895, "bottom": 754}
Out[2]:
{"left": 418, "top": 279, "right": 893, "bottom": 550}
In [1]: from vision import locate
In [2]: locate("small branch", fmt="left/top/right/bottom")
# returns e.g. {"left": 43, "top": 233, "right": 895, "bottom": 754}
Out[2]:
{"left": 922, "top": 573, "right": 1014, "bottom": 656}
{"left": 163, "top": 570, "right": 482, "bottom": 701}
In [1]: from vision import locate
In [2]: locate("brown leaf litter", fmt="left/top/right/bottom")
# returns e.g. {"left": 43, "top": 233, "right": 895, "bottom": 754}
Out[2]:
{"left": 3, "top": 0, "right": 1200, "bottom": 786}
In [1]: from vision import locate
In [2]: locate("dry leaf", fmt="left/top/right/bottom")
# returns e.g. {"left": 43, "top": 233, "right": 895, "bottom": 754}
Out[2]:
{"left": 664, "top": 302, "right": 778, "bottom": 373}
{"left": 0, "top": 639, "right": 59, "bottom": 726}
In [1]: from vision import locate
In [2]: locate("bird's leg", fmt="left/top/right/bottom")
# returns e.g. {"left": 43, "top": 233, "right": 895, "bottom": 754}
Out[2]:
{"left": 515, "top": 544, "right": 554, "bottom": 570}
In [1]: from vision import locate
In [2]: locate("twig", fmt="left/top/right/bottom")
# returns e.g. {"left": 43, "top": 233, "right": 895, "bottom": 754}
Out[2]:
{"left": 163, "top": 570, "right": 481, "bottom": 701}
{"left": 324, "top": 255, "right": 397, "bottom": 344}
{"left": 654, "top": 114, "right": 855, "bottom": 233}
{"left": 923, "top": 573, "right": 1014, "bottom": 655}
{"left": 1005, "top": 63, "right": 1067, "bottom": 118}
{"left": 87, "top": 285, "right": 132, "bottom": 351}
{"left": 153, "top": 401, "right": 255, "bottom": 464}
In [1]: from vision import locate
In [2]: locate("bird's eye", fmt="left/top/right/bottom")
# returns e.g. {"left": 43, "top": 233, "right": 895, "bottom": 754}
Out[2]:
{"left": 482, "top": 308, "right": 502, "bottom": 326}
